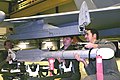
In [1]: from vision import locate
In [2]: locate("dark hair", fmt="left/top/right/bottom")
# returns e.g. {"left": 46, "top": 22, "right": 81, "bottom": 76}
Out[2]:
{"left": 4, "top": 40, "right": 12, "bottom": 46}
{"left": 86, "top": 28, "right": 99, "bottom": 39}
{"left": 63, "top": 36, "right": 74, "bottom": 39}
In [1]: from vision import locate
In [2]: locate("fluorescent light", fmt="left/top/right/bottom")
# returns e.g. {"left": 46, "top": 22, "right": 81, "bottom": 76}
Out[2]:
{"left": 17, "top": 42, "right": 29, "bottom": 49}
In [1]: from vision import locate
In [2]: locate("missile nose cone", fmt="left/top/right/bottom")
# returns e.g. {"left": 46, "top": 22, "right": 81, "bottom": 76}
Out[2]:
{"left": 96, "top": 48, "right": 114, "bottom": 59}
{"left": 0, "top": 11, "right": 5, "bottom": 22}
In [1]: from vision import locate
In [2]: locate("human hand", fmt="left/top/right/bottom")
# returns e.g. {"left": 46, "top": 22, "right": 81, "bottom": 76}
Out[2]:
{"left": 74, "top": 53, "right": 88, "bottom": 67}
{"left": 57, "top": 57, "right": 65, "bottom": 63}
{"left": 74, "top": 53, "right": 85, "bottom": 62}
{"left": 85, "top": 42, "right": 98, "bottom": 49}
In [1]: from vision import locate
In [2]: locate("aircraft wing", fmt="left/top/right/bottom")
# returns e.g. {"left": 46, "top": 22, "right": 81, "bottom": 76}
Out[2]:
{"left": 4, "top": 1, "right": 90, "bottom": 40}
{"left": 1, "top": 2, "right": 120, "bottom": 40}
{"left": 4, "top": 6, "right": 120, "bottom": 28}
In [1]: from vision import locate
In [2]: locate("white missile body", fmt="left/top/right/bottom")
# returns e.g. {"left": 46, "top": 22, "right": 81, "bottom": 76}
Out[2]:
{"left": 16, "top": 48, "right": 114, "bottom": 62}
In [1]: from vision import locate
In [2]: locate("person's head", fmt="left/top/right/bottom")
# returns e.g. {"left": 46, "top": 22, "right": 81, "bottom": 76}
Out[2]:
{"left": 84, "top": 28, "right": 99, "bottom": 43}
{"left": 4, "top": 40, "right": 14, "bottom": 50}
{"left": 63, "top": 36, "right": 73, "bottom": 48}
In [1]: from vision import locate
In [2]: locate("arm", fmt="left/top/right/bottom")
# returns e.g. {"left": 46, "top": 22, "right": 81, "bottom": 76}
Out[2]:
{"left": 97, "top": 39, "right": 116, "bottom": 52}
{"left": 74, "top": 54, "right": 96, "bottom": 75}
{"left": 74, "top": 54, "right": 88, "bottom": 67}
{"left": 85, "top": 39, "right": 116, "bottom": 51}
{"left": 84, "top": 60, "right": 96, "bottom": 75}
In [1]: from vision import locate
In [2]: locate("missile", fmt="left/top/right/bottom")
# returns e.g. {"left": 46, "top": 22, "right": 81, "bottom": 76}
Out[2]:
{"left": 0, "top": 11, "right": 5, "bottom": 22}
{"left": 15, "top": 48, "right": 114, "bottom": 62}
